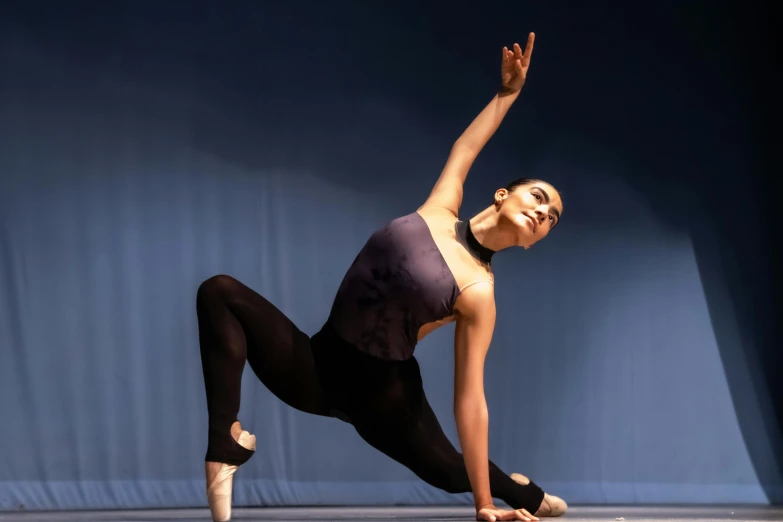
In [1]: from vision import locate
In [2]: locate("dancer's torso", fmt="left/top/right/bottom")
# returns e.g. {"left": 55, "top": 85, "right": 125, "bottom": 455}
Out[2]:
{"left": 327, "top": 207, "right": 493, "bottom": 361}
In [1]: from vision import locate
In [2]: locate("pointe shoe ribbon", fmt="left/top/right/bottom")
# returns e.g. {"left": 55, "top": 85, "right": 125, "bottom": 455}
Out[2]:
{"left": 207, "top": 428, "right": 256, "bottom": 522}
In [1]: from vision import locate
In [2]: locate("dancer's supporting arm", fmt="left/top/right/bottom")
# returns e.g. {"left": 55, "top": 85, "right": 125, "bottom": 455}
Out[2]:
{"left": 455, "top": 284, "right": 538, "bottom": 522}
{"left": 453, "top": 283, "right": 501, "bottom": 519}
{"left": 420, "top": 33, "right": 535, "bottom": 217}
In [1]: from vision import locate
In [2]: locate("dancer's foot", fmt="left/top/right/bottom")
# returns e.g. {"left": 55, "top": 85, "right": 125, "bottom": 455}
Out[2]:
{"left": 510, "top": 473, "right": 568, "bottom": 517}
{"left": 206, "top": 422, "right": 256, "bottom": 522}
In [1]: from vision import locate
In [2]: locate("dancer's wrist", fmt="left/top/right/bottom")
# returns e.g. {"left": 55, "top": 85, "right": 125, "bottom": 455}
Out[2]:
{"left": 476, "top": 501, "right": 495, "bottom": 511}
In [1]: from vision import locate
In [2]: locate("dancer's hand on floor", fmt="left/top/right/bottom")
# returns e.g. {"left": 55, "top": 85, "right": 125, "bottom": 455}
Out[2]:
{"left": 476, "top": 504, "right": 539, "bottom": 521}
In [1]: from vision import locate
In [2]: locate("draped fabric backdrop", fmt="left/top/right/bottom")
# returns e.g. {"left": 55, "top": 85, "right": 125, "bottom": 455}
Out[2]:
{"left": 1, "top": 1, "right": 780, "bottom": 511}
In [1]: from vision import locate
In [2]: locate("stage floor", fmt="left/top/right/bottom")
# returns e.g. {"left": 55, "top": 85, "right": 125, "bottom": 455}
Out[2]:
{"left": 0, "top": 506, "right": 781, "bottom": 522}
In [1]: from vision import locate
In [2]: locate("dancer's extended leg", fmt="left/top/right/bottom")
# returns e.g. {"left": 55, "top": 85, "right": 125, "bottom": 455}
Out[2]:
{"left": 328, "top": 352, "right": 547, "bottom": 513}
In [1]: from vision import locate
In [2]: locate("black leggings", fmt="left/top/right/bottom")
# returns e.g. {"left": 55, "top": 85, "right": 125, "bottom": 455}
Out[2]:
{"left": 196, "top": 274, "right": 545, "bottom": 512}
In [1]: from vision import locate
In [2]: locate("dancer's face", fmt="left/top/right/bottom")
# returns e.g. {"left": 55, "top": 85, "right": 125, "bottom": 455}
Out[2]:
{"left": 495, "top": 181, "right": 562, "bottom": 248}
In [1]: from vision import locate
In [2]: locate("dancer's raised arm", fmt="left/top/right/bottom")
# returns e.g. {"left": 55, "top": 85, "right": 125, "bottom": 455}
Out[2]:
{"left": 421, "top": 33, "right": 535, "bottom": 216}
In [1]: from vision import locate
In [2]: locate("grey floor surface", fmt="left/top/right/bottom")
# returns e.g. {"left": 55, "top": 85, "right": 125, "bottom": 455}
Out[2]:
{"left": 0, "top": 506, "right": 781, "bottom": 522}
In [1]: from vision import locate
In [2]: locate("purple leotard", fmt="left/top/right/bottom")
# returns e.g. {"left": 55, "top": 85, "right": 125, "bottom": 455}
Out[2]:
{"left": 327, "top": 212, "right": 460, "bottom": 361}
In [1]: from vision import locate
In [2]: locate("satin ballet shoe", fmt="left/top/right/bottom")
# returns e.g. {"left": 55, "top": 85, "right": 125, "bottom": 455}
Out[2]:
{"left": 206, "top": 424, "right": 256, "bottom": 522}
{"left": 510, "top": 472, "right": 568, "bottom": 517}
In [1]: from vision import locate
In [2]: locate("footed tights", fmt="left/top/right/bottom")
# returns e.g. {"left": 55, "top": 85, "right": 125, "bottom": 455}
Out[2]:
{"left": 196, "top": 274, "right": 545, "bottom": 512}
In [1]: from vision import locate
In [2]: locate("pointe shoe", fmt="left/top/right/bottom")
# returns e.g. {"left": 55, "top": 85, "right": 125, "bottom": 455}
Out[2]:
{"left": 206, "top": 423, "right": 256, "bottom": 522}
{"left": 510, "top": 473, "right": 568, "bottom": 517}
